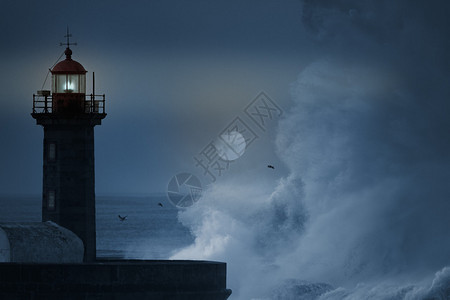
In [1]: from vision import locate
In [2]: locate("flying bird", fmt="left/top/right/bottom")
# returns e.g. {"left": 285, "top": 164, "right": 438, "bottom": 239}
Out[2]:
{"left": 267, "top": 165, "right": 275, "bottom": 169}
{"left": 118, "top": 215, "right": 127, "bottom": 221}
{"left": 158, "top": 202, "right": 163, "bottom": 207}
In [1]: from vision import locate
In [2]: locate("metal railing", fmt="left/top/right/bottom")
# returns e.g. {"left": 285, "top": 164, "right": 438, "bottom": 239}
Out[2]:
{"left": 32, "top": 94, "right": 106, "bottom": 114}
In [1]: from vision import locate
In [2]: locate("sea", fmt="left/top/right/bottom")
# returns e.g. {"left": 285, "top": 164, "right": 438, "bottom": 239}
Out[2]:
{"left": 0, "top": 195, "right": 194, "bottom": 260}
{"left": 2, "top": 194, "right": 450, "bottom": 299}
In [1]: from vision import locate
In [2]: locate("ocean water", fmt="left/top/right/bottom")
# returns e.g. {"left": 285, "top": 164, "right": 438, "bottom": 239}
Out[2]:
{"left": 0, "top": 195, "right": 194, "bottom": 259}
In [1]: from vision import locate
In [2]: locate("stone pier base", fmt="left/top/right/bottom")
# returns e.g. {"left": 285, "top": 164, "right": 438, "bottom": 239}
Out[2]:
{"left": 0, "top": 260, "right": 232, "bottom": 300}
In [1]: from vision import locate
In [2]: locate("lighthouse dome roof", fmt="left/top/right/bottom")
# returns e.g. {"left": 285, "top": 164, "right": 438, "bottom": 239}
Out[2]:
{"left": 51, "top": 48, "right": 87, "bottom": 74}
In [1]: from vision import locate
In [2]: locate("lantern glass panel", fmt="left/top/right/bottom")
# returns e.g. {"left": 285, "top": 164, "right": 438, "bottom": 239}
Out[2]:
{"left": 52, "top": 74, "right": 86, "bottom": 93}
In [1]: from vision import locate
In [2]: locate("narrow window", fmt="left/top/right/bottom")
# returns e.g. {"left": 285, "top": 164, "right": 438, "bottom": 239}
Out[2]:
{"left": 48, "top": 143, "right": 56, "bottom": 161}
{"left": 47, "top": 190, "right": 55, "bottom": 210}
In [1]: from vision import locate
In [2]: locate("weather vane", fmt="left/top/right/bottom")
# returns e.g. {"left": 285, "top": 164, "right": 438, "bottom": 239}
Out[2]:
{"left": 60, "top": 26, "right": 77, "bottom": 48}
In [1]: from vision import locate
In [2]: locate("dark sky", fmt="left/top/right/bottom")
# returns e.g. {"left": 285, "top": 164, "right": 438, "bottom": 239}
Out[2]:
{"left": 0, "top": 0, "right": 305, "bottom": 195}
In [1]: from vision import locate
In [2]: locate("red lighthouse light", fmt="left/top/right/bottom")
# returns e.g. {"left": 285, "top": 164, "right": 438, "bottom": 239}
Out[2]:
{"left": 51, "top": 47, "right": 87, "bottom": 114}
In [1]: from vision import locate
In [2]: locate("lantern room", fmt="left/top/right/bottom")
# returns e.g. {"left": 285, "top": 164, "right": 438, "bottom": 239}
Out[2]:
{"left": 51, "top": 48, "right": 86, "bottom": 93}
{"left": 32, "top": 45, "right": 105, "bottom": 116}
{"left": 48, "top": 47, "right": 87, "bottom": 114}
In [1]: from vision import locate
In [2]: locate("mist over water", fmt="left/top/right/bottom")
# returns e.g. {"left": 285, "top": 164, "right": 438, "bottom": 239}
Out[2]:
{"left": 172, "top": 1, "right": 450, "bottom": 299}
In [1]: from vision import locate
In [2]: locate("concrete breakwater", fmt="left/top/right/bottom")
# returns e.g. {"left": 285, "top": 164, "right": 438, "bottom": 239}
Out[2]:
{"left": 0, "top": 260, "right": 232, "bottom": 299}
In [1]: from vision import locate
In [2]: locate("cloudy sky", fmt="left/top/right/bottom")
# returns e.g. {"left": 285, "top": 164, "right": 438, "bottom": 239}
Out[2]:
{"left": 0, "top": 0, "right": 305, "bottom": 196}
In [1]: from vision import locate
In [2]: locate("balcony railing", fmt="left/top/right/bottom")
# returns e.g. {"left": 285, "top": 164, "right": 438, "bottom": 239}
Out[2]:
{"left": 32, "top": 94, "right": 106, "bottom": 114}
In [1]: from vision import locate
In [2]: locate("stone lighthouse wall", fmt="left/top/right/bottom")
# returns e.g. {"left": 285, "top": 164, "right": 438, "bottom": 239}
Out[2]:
{"left": 41, "top": 119, "right": 98, "bottom": 262}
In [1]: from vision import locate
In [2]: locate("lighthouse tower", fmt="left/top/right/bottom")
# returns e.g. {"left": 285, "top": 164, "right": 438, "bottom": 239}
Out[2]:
{"left": 31, "top": 32, "right": 106, "bottom": 262}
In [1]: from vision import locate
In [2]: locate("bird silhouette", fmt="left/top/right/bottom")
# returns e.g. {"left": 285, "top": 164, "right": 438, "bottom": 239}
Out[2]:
{"left": 158, "top": 202, "right": 163, "bottom": 207}
{"left": 267, "top": 165, "right": 275, "bottom": 169}
{"left": 118, "top": 215, "right": 127, "bottom": 221}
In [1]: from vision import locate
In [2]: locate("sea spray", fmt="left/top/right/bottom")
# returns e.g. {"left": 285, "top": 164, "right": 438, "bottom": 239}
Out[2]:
{"left": 172, "top": 1, "right": 450, "bottom": 298}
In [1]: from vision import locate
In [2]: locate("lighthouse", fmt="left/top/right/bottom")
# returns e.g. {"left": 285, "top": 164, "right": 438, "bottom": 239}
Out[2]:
{"left": 31, "top": 31, "right": 106, "bottom": 262}
{"left": 0, "top": 31, "right": 231, "bottom": 299}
